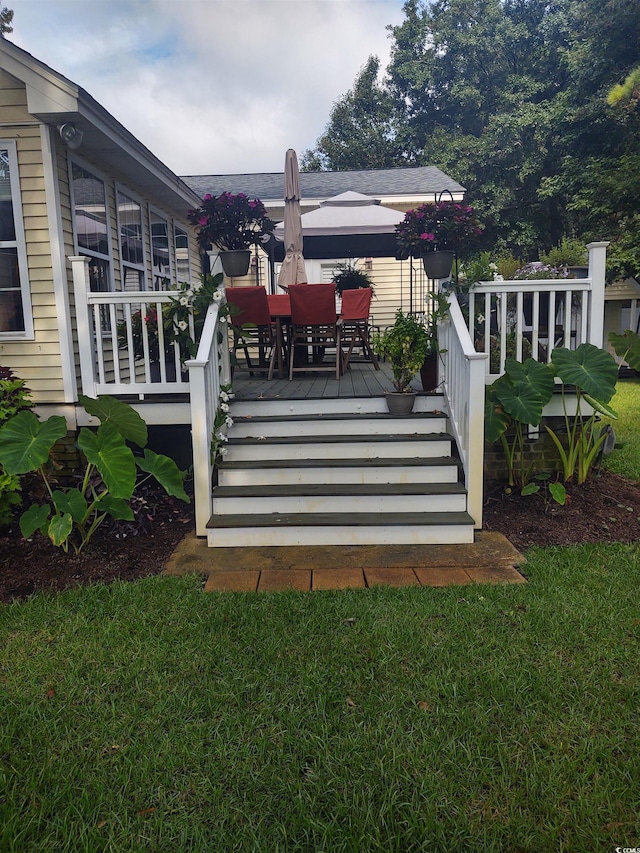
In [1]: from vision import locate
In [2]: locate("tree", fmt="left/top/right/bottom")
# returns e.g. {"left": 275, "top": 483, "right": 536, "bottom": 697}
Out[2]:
{"left": 301, "top": 56, "right": 399, "bottom": 171}
{"left": 0, "top": 6, "right": 13, "bottom": 35}
{"left": 304, "top": 0, "right": 640, "bottom": 263}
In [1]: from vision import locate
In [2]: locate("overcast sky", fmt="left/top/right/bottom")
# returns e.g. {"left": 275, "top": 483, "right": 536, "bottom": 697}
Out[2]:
{"left": 11, "top": 0, "right": 406, "bottom": 177}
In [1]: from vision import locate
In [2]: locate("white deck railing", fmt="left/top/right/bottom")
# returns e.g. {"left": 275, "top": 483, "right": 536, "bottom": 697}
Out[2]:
{"left": 438, "top": 294, "right": 488, "bottom": 528}
{"left": 71, "top": 256, "right": 193, "bottom": 397}
{"left": 186, "top": 300, "right": 232, "bottom": 536}
{"left": 466, "top": 242, "right": 607, "bottom": 381}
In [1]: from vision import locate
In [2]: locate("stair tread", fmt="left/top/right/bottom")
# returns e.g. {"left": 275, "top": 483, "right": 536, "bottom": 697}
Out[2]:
{"left": 230, "top": 412, "right": 446, "bottom": 424}
{"left": 214, "top": 482, "right": 466, "bottom": 498}
{"left": 228, "top": 432, "right": 451, "bottom": 445}
{"left": 221, "top": 455, "right": 462, "bottom": 470}
{"left": 207, "top": 511, "right": 475, "bottom": 529}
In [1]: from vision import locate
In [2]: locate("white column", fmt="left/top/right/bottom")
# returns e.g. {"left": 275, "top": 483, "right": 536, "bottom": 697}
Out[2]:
{"left": 186, "top": 357, "right": 213, "bottom": 537}
{"left": 587, "top": 242, "right": 609, "bottom": 348}
{"left": 69, "top": 256, "right": 97, "bottom": 398}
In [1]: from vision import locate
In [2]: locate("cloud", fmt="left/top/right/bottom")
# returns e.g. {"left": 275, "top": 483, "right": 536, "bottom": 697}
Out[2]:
{"left": 11, "top": 0, "right": 405, "bottom": 174}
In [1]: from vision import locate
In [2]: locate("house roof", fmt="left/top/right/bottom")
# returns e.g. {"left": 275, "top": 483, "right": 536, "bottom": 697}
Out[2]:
{"left": 182, "top": 165, "right": 465, "bottom": 207}
{"left": 0, "top": 39, "right": 201, "bottom": 216}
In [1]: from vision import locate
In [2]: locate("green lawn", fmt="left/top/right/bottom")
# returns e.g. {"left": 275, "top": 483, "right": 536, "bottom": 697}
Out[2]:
{"left": 2, "top": 375, "right": 639, "bottom": 852}
{"left": 2, "top": 547, "right": 640, "bottom": 852}
{"left": 603, "top": 377, "right": 640, "bottom": 481}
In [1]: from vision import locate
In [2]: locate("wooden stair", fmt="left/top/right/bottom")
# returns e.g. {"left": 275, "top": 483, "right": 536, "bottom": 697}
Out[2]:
{"left": 206, "top": 395, "right": 475, "bottom": 548}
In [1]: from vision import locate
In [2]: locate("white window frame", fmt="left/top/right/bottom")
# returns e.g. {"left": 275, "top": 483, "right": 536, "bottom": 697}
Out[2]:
{"left": 69, "top": 156, "right": 115, "bottom": 293}
{"left": 0, "top": 140, "right": 33, "bottom": 339}
{"left": 174, "top": 223, "right": 192, "bottom": 285}
{"left": 115, "top": 184, "right": 147, "bottom": 291}
{"left": 149, "top": 204, "right": 174, "bottom": 290}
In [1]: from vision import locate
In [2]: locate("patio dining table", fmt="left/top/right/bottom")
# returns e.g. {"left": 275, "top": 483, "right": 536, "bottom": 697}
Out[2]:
{"left": 267, "top": 293, "right": 291, "bottom": 378}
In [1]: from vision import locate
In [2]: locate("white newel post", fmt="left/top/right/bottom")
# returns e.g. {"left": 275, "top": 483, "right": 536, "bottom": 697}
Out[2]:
{"left": 587, "top": 242, "right": 609, "bottom": 348}
{"left": 467, "top": 352, "right": 489, "bottom": 528}
{"left": 69, "top": 255, "right": 97, "bottom": 398}
{"left": 187, "top": 356, "right": 213, "bottom": 537}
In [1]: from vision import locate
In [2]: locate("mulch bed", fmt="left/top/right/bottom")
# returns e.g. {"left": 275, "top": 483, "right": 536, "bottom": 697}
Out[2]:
{"left": 1, "top": 469, "right": 639, "bottom": 604}
{"left": 482, "top": 469, "right": 640, "bottom": 550}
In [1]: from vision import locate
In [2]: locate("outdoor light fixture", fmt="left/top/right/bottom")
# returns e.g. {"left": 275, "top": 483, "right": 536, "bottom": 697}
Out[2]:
{"left": 58, "top": 123, "right": 84, "bottom": 150}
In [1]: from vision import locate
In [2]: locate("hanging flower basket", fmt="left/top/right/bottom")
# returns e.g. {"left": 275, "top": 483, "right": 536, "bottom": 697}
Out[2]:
{"left": 219, "top": 250, "right": 251, "bottom": 278}
{"left": 422, "top": 250, "right": 455, "bottom": 280}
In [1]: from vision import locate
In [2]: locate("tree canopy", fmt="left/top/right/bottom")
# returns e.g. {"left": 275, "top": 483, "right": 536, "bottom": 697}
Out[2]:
{"left": 303, "top": 0, "right": 640, "bottom": 279}
{"left": 0, "top": 6, "right": 12, "bottom": 35}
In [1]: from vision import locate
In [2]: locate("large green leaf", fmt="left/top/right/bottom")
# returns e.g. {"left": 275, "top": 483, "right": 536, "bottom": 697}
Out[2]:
{"left": 0, "top": 412, "right": 67, "bottom": 474}
{"left": 52, "top": 489, "right": 88, "bottom": 523}
{"left": 78, "top": 423, "right": 136, "bottom": 500}
{"left": 484, "top": 387, "right": 510, "bottom": 443}
{"left": 137, "top": 449, "right": 190, "bottom": 503}
{"left": 48, "top": 513, "right": 73, "bottom": 547}
{"left": 583, "top": 394, "right": 617, "bottom": 419}
{"left": 98, "top": 495, "right": 134, "bottom": 521}
{"left": 504, "top": 358, "right": 555, "bottom": 406}
{"left": 608, "top": 330, "right": 640, "bottom": 371}
{"left": 79, "top": 395, "right": 148, "bottom": 448}
{"left": 551, "top": 344, "right": 618, "bottom": 402}
{"left": 495, "top": 379, "right": 545, "bottom": 426}
{"left": 20, "top": 503, "right": 50, "bottom": 539}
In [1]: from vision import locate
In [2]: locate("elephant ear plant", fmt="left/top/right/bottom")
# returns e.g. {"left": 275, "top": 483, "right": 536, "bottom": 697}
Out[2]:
{"left": 485, "top": 356, "right": 555, "bottom": 492}
{"left": 486, "top": 343, "right": 618, "bottom": 494}
{"left": 0, "top": 395, "right": 189, "bottom": 553}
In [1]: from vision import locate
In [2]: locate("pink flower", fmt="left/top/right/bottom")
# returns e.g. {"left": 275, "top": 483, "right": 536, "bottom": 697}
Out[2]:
{"left": 203, "top": 194, "right": 212, "bottom": 201}
{"left": 419, "top": 233, "right": 436, "bottom": 241}
{"left": 198, "top": 216, "right": 208, "bottom": 227}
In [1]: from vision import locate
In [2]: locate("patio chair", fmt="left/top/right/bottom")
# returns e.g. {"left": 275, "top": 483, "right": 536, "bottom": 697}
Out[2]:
{"left": 338, "top": 288, "right": 379, "bottom": 372}
{"left": 225, "top": 286, "right": 277, "bottom": 379}
{"left": 288, "top": 283, "right": 342, "bottom": 381}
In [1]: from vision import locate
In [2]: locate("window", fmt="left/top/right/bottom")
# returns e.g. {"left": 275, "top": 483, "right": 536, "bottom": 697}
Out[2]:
{"left": 175, "top": 226, "right": 191, "bottom": 284}
{"left": 150, "top": 209, "right": 172, "bottom": 289}
{"left": 116, "top": 188, "right": 145, "bottom": 290}
{"left": 71, "top": 161, "right": 112, "bottom": 294}
{"left": 0, "top": 142, "right": 31, "bottom": 337}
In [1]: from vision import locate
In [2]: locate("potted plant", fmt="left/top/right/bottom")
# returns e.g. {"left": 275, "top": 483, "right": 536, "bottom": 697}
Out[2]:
{"left": 540, "top": 238, "right": 589, "bottom": 278}
{"left": 331, "top": 262, "right": 374, "bottom": 295}
{"left": 372, "top": 310, "right": 431, "bottom": 413}
{"left": 395, "top": 200, "right": 483, "bottom": 279}
{"left": 187, "top": 192, "right": 275, "bottom": 277}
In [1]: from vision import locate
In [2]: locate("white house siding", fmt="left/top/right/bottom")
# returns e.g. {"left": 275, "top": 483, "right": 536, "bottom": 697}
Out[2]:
{"left": 0, "top": 69, "right": 65, "bottom": 402}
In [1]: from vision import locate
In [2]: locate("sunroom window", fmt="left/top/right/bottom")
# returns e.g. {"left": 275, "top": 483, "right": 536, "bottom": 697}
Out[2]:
{"left": 175, "top": 226, "right": 191, "bottom": 284}
{"left": 0, "top": 142, "right": 31, "bottom": 337}
{"left": 71, "top": 162, "right": 113, "bottom": 293}
{"left": 150, "top": 208, "right": 172, "bottom": 289}
{"left": 117, "top": 189, "right": 145, "bottom": 291}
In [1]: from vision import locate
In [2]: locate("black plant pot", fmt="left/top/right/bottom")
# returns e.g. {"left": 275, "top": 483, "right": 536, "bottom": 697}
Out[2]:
{"left": 422, "top": 250, "right": 455, "bottom": 280}
{"left": 420, "top": 353, "right": 438, "bottom": 392}
{"left": 220, "top": 250, "right": 251, "bottom": 278}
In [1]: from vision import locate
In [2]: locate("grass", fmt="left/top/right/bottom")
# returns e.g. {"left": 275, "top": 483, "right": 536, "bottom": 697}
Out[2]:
{"left": 2, "top": 548, "right": 640, "bottom": 852}
{"left": 2, "top": 374, "right": 639, "bottom": 851}
{"left": 603, "top": 376, "right": 640, "bottom": 481}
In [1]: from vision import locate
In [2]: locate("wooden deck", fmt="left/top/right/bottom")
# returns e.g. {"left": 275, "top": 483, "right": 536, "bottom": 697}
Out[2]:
{"left": 231, "top": 359, "right": 423, "bottom": 401}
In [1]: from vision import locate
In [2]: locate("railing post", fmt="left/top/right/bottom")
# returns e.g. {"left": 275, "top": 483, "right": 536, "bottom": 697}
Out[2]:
{"left": 467, "top": 352, "right": 488, "bottom": 528}
{"left": 587, "top": 241, "right": 609, "bottom": 348}
{"left": 186, "top": 357, "right": 213, "bottom": 537}
{"left": 69, "top": 255, "right": 97, "bottom": 398}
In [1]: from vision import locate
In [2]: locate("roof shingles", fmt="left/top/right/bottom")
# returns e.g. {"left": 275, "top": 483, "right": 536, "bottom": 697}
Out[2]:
{"left": 181, "top": 165, "right": 465, "bottom": 204}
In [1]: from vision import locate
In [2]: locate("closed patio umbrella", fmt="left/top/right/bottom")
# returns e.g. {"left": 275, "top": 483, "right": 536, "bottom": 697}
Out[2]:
{"left": 277, "top": 149, "right": 307, "bottom": 288}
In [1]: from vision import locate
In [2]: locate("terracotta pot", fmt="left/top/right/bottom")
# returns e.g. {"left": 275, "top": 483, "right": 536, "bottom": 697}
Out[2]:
{"left": 220, "top": 250, "right": 251, "bottom": 277}
{"left": 420, "top": 353, "right": 438, "bottom": 392}
{"left": 422, "top": 250, "right": 454, "bottom": 280}
{"left": 385, "top": 391, "right": 416, "bottom": 415}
